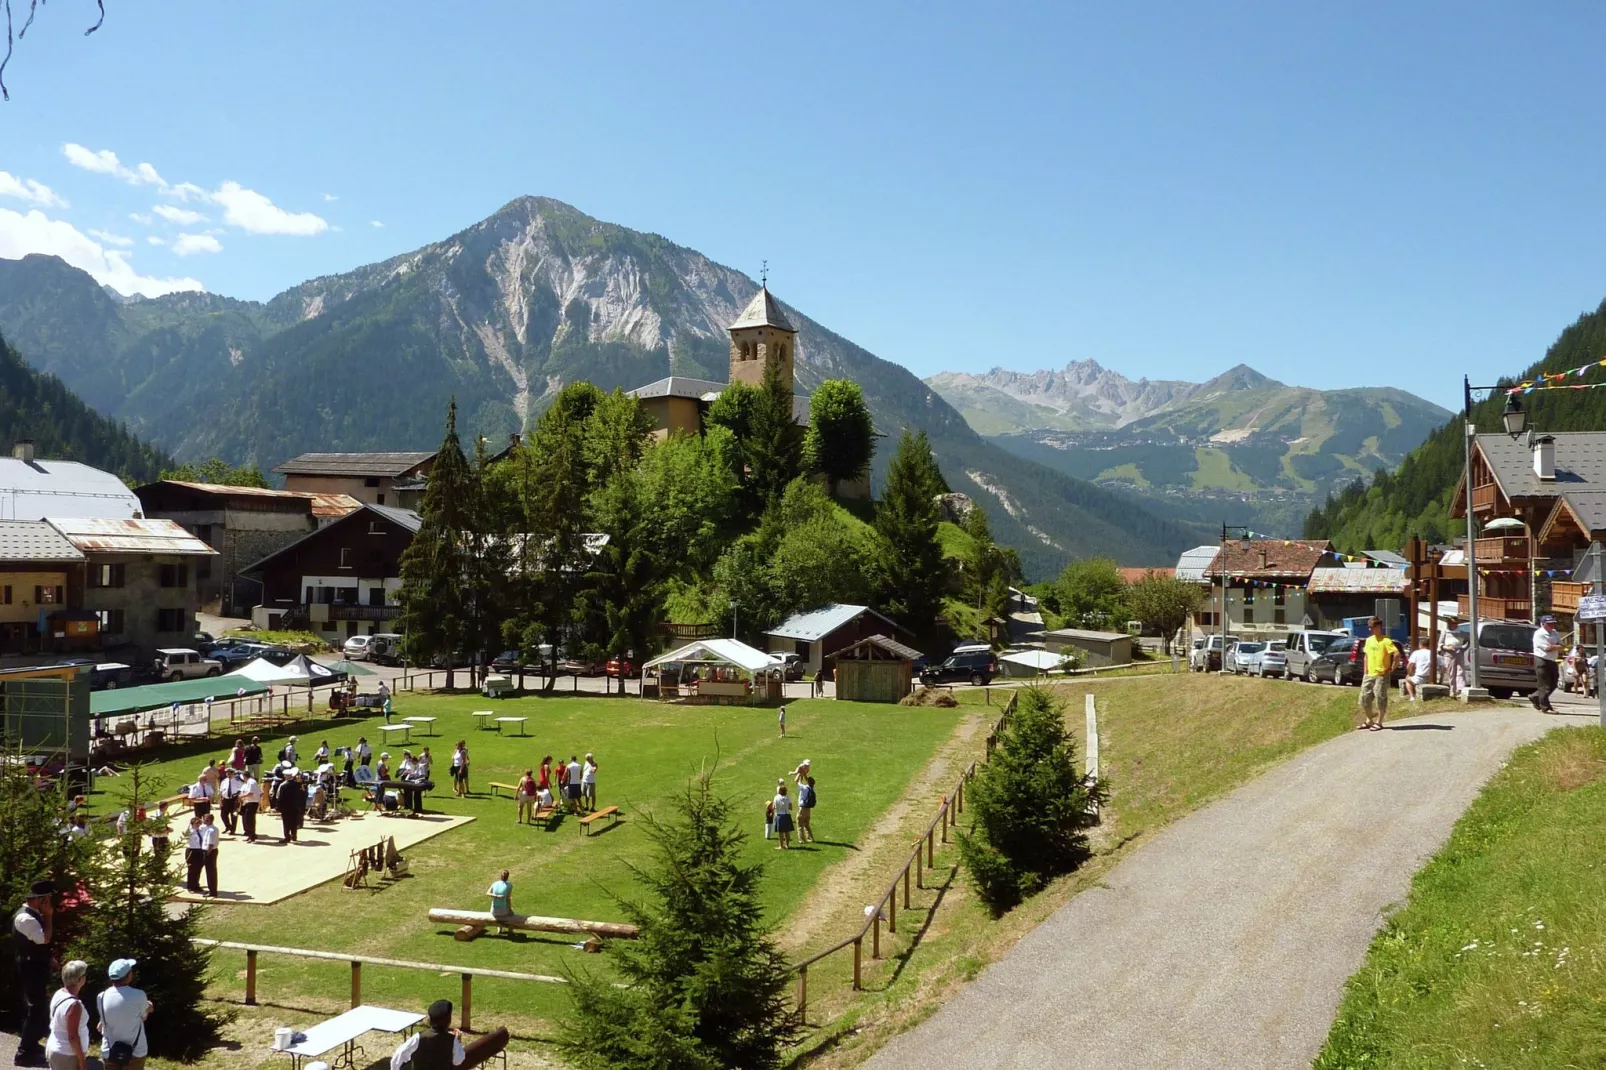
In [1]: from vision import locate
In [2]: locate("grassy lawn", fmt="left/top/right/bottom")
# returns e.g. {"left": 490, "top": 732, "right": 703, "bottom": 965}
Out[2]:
{"left": 792, "top": 675, "right": 1429, "bottom": 1066}
{"left": 86, "top": 691, "right": 963, "bottom": 1056}
{"left": 1316, "top": 726, "right": 1606, "bottom": 1070}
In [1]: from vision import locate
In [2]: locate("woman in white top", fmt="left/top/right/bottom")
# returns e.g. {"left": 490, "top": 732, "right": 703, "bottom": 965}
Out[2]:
{"left": 771, "top": 784, "right": 794, "bottom": 850}
{"left": 45, "top": 960, "right": 89, "bottom": 1070}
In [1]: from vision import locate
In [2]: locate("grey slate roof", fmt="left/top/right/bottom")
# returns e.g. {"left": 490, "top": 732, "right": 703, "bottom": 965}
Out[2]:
{"left": 0, "top": 457, "right": 141, "bottom": 521}
{"left": 767, "top": 603, "right": 901, "bottom": 642}
{"left": 1555, "top": 491, "right": 1606, "bottom": 535}
{"left": 1476, "top": 432, "right": 1606, "bottom": 498}
{"left": 0, "top": 521, "right": 84, "bottom": 562}
{"left": 1175, "top": 544, "right": 1221, "bottom": 584}
{"left": 729, "top": 286, "right": 796, "bottom": 332}
{"left": 1362, "top": 550, "right": 1408, "bottom": 567}
{"left": 274, "top": 452, "right": 435, "bottom": 478}
{"left": 365, "top": 503, "right": 423, "bottom": 533}
{"left": 625, "top": 376, "right": 725, "bottom": 401}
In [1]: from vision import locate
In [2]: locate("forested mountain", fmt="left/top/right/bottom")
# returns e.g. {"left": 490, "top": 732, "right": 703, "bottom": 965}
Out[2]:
{"left": 0, "top": 331, "right": 170, "bottom": 481}
{"left": 1306, "top": 298, "right": 1606, "bottom": 551}
{"left": 0, "top": 200, "right": 1211, "bottom": 577}
{"left": 928, "top": 358, "right": 1449, "bottom": 536}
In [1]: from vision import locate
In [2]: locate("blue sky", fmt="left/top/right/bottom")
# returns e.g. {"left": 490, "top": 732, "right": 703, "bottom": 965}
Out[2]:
{"left": 3, "top": 2, "right": 1606, "bottom": 410}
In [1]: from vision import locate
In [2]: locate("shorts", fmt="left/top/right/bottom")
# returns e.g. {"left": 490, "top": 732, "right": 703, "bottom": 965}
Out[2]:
{"left": 1360, "top": 674, "right": 1390, "bottom": 718}
{"left": 775, "top": 813, "right": 794, "bottom": 834}
{"left": 582, "top": 781, "right": 596, "bottom": 799}
{"left": 565, "top": 784, "right": 581, "bottom": 800}
{"left": 453, "top": 765, "right": 469, "bottom": 782}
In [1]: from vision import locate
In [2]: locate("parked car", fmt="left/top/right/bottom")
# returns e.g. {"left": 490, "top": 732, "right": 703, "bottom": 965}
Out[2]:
{"left": 559, "top": 656, "right": 605, "bottom": 676}
{"left": 207, "top": 642, "right": 258, "bottom": 670}
{"left": 343, "top": 634, "right": 374, "bottom": 660}
{"left": 769, "top": 652, "right": 805, "bottom": 681}
{"left": 1257, "top": 641, "right": 1288, "bottom": 678}
{"left": 605, "top": 656, "right": 635, "bottom": 677}
{"left": 1452, "top": 620, "right": 1539, "bottom": 699}
{"left": 1228, "top": 641, "right": 1266, "bottom": 674}
{"left": 920, "top": 649, "right": 998, "bottom": 687}
{"left": 153, "top": 648, "right": 222, "bottom": 681}
{"left": 89, "top": 662, "right": 134, "bottom": 690}
{"left": 491, "top": 649, "right": 526, "bottom": 674}
{"left": 1309, "top": 636, "right": 1408, "bottom": 686}
{"left": 368, "top": 633, "right": 405, "bottom": 665}
{"left": 1190, "top": 634, "right": 1240, "bottom": 672}
{"left": 1283, "top": 630, "right": 1347, "bottom": 681}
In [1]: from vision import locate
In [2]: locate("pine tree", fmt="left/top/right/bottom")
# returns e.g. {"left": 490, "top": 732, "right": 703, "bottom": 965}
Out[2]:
{"left": 743, "top": 361, "right": 805, "bottom": 513}
{"left": 397, "top": 399, "right": 475, "bottom": 688}
{"left": 585, "top": 470, "right": 664, "bottom": 694}
{"left": 561, "top": 768, "right": 799, "bottom": 1069}
{"left": 802, "top": 379, "right": 875, "bottom": 496}
{"left": 875, "top": 429, "right": 948, "bottom": 638}
{"left": 71, "top": 769, "right": 230, "bottom": 1058}
{"left": 958, "top": 687, "right": 1106, "bottom": 915}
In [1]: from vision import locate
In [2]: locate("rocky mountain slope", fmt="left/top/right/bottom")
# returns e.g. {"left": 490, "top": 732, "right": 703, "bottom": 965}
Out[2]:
{"left": 0, "top": 198, "right": 1212, "bottom": 576}
{"left": 927, "top": 359, "right": 1450, "bottom": 535}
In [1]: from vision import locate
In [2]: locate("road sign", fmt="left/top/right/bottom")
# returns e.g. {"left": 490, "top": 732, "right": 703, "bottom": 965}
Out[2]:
{"left": 1577, "top": 594, "right": 1606, "bottom": 622}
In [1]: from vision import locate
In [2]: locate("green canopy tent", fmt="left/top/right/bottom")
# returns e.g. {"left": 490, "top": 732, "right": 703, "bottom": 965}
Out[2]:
{"left": 90, "top": 673, "right": 269, "bottom": 716}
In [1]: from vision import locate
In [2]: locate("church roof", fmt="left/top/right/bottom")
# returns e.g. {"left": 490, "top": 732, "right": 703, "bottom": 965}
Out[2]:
{"left": 729, "top": 286, "right": 796, "bottom": 332}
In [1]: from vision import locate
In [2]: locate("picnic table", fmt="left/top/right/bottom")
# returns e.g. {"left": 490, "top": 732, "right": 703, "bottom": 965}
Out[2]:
{"left": 402, "top": 716, "right": 437, "bottom": 737}
{"left": 275, "top": 1004, "right": 422, "bottom": 1070}
{"left": 471, "top": 711, "right": 496, "bottom": 731}
{"left": 378, "top": 724, "right": 412, "bottom": 745}
{"left": 494, "top": 716, "right": 528, "bottom": 736}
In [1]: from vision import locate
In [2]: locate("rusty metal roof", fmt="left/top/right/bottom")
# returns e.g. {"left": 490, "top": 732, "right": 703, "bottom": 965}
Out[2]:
{"left": 44, "top": 516, "right": 217, "bottom": 556}
{"left": 305, "top": 492, "right": 362, "bottom": 520}
{"left": 827, "top": 634, "right": 923, "bottom": 661}
{"left": 1306, "top": 567, "right": 1409, "bottom": 595}
{"left": 274, "top": 452, "right": 435, "bottom": 477}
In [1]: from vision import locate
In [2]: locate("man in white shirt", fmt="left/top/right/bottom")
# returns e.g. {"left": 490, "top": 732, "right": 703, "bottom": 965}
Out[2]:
{"left": 565, "top": 755, "right": 583, "bottom": 814}
{"left": 356, "top": 737, "right": 372, "bottom": 766}
{"left": 239, "top": 773, "right": 261, "bottom": 843}
{"left": 389, "top": 1000, "right": 463, "bottom": 1070}
{"left": 12, "top": 879, "right": 54, "bottom": 1066}
{"left": 217, "top": 769, "right": 243, "bottom": 836}
{"left": 1404, "top": 639, "right": 1435, "bottom": 701}
{"left": 1532, "top": 615, "right": 1562, "bottom": 713}
{"left": 184, "top": 818, "right": 207, "bottom": 894}
{"left": 198, "top": 814, "right": 220, "bottom": 896}
{"left": 185, "top": 774, "right": 214, "bottom": 819}
{"left": 580, "top": 753, "right": 597, "bottom": 813}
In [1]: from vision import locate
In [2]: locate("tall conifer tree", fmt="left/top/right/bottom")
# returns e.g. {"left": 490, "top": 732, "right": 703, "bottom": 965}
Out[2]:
{"left": 398, "top": 399, "right": 474, "bottom": 688}
{"left": 875, "top": 429, "right": 948, "bottom": 637}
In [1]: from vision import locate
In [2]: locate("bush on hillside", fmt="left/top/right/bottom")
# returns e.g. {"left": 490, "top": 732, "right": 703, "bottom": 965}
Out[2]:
{"left": 959, "top": 687, "right": 1107, "bottom": 914}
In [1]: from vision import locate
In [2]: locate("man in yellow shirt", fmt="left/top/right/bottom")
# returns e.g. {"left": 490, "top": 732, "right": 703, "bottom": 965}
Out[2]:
{"left": 1359, "top": 616, "right": 1397, "bottom": 731}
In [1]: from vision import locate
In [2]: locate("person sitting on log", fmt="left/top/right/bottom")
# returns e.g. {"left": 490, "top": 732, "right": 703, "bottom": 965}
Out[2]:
{"left": 390, "top": 999, "right": 464, "bottom": 1070}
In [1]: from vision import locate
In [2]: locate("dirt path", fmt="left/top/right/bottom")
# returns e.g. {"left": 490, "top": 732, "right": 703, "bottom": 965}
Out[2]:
{"left": 865, "top": 707, "right": 1565, "bottom": 1069}
{"left": 778, "top": 709, "right": 986, "bottom": 953}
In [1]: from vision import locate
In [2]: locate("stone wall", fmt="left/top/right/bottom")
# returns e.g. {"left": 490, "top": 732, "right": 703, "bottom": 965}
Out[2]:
{"left": 81, "top": 552, "right": 202, "bottom": 662}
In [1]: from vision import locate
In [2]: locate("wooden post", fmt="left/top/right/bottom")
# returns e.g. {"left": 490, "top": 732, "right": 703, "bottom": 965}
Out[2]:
{"left": 245, "top": 950, "right": 257, "bottom": 1005}
{"left": 940, "top": 799, "right": 949, "bottom": 843}
{"left": 915, "top": 841, "right": 923, "bottom": 889}
{"left": 956, "top": 777, "right": 963, "bottom": 814}
{"left": 872, "top": 910, "right": 880, "bottom": 959}
{"left": 852, "top": 937, "right": 862, "bottom": 990}
{"left": 903, "top": 864, "right": 911, "bottom": 909}
{"left": 350, "top": 961, "right": 361, "bottom": 1007}
{"left": 460, "top": 973, "right": 472, "bottom": 1031}
{"left": 796, "top": 966, "right": 807, "bottom": 1019}
{"left": 927, "top": 827, "right": 935, "bottom": 866}
{"left": 888, "top": 886, "right": 897, "bottom": 934}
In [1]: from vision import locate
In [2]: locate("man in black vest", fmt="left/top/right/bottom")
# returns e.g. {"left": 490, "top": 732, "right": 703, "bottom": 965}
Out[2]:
{"left": 11, "top": 878, "right": 55, "bottom": 1067}
{"left": 388, "top": 1000, "right": 463, "bottom": 1070}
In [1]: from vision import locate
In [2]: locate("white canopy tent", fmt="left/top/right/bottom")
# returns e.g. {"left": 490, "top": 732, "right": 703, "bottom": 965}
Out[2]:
{"left": 640, "top": 639, "right": 780, "bottom": 702}
{"left": 999, "top": 648, "right": 1070, "bottom": 676}
{"left": 232, "top": 658, "right": 305, "bottom": 685}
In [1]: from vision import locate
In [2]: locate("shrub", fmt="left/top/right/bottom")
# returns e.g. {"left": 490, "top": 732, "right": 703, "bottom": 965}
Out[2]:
{"left": 958, "top": 687, "right": 1107, "bottom": 914}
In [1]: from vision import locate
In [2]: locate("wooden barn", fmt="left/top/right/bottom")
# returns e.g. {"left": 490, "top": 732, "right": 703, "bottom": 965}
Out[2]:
{"left": 828, "top": 634, "right": 922, "bottom": 703}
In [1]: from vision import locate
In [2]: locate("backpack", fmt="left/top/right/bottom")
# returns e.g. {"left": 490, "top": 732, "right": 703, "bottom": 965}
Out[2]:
{"left": 804, "top": 784, "right": 817, "bottom": 807}
{"left": 278, "top": 745, "right": 292, "bottom": 763}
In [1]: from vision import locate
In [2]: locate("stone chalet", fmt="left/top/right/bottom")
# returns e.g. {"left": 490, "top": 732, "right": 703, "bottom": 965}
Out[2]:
{"left": 274, "top": 452, "right": 436, "bottom": 509}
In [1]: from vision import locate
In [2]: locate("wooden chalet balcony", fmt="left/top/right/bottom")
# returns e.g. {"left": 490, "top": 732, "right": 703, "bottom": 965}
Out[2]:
{"left": 1458, "top": 594, "right": 1532, "bottom": 621}
{"left": 1473, "top": 536, "right": 1529, "bottom": 564}
{"left": 1551, "top": 581, "right": 1590, "bottom": 614}
{"left": 328, "top": 604, "right": 400, "bottom": 622}
{"left": 1471, "top": 483, "right": 1498, "bottom": 512}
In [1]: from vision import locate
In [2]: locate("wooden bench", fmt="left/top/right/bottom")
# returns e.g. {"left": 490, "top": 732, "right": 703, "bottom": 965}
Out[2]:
{"left": 487, "top": 781, "right": 519, "bottom": 798}
{"left": 578, "top": 805, "right": 619, "bottom": 836}
{"left": 531, "top": 805, "right": 559, "bottom": 829}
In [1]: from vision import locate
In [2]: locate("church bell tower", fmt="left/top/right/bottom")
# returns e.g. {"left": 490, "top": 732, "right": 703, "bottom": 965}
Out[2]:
{"left": 728, "top": 284, "right": 796, "bottom": 391}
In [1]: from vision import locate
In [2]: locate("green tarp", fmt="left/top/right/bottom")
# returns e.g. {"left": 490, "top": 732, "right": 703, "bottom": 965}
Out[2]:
{"left": 90, "top": 673, "right": 270, "bottom": 716}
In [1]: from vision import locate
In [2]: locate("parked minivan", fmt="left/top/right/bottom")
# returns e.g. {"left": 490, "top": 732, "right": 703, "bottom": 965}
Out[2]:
{"left": 1284, "top": 630, "right": 1348, "bottom": 681}
{"left": 1452, "top": 620, "right": 1539, "bottom": 699}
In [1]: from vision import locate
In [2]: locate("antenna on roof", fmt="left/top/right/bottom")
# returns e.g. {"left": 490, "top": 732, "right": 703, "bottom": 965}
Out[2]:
{"left": 760, "top": 260, "right": 768, "bottom": 288}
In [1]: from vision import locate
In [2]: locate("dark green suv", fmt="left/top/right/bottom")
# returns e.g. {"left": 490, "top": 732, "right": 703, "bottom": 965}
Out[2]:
{"left": 920, "top": 649, "right": 998, "bottom": 687}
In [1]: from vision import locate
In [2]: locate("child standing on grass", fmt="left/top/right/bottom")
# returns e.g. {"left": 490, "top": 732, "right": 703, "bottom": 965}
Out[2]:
{"left": 764, "top": 798, "right": 775, "bottom": 839}
{"left": 451, "top": 740, "right": 470, "bottom": 797}
{"left": 771, "top": 783, "right": 794, "bottom": 850}
{"left": 778, "top": 705, "right": 787, "bottom": 737}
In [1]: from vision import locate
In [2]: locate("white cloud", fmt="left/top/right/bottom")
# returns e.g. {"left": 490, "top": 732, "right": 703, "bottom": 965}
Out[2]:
{"left": 128, "top": 212, "right": 153, "bottom": 225}
{"left": 166, "top": 182, "right": 207, "bottom": 203}
{"left": 172, "top": 233, "right": 223, "bottom": 256}
{"left": 152, "top": 204, "right": 206, "bottom": 225}
{"left": 212, "top": 181, "right": 328, "bottom": 236}
{"left": 322, "top": 193, "right": 338, "bottom": 202}
{"left": 61, "top": 143, "right": 167, "bottom": 189}
{"left": 0, "top": 207, "right": 203, "bottom": 297}
{"left": 370, "top": 220, "right": 385, "bottom": 228}
{"left": 87, "top": 229, "right": 134, "bottom": 248}
{"left": 146, "top": 236, "right": 165, "bottom": 246}
{"left": 0, "top": 172, "right": 67, "bottom": 209}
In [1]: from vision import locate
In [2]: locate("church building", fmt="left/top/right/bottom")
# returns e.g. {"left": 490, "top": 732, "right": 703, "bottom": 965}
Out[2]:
{"left": 626, "top": 286, "right": 870, "bottom": 500}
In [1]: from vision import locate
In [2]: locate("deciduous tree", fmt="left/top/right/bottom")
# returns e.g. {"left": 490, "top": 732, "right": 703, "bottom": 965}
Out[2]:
{"left": 1054, "top": 557, "right": 1129, "bottom": 631}
{"left": 1126, "top": 573, "right": 1203, "bottom": 653}
{"left": 802, "top": 379, "right": 875, "bottom": 496}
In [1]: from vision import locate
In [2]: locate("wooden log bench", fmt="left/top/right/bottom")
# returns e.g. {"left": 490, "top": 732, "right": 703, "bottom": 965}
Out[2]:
{"left": 578, "top": 805, "right": 620, "bottom": 836}
{"left": 427, "top": 908, "right": 638, "bottom": 942}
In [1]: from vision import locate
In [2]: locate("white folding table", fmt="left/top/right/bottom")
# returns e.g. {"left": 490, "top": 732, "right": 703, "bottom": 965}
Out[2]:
{"left": 402, "top": 716, "right": 437, "bottom": 736}
{"left": 276, "top": 1004, "right": 422, "bottom": 1070}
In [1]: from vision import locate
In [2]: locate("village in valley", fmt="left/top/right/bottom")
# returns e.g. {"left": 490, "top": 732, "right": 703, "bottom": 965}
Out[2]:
{"left": 7, "top": 7, "right": 1606, "bottom": 1070}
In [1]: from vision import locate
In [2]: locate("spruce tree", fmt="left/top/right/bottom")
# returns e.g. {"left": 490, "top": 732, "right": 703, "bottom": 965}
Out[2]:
{"left": 71, "top": 768, "right": 230, "bottom": 1059}
{"left": 397, "top": 399, "right": 475, "bottom": 688}
{"left": 562, "top": 768, "right": 798, "bottom": 1069}
{"left": 959, "top": 687, "right": 1107, "bottom": 915}
{"left": 874, "top": 429, "right": 948, "bottom": 637}
{"left": 802, "top": 379, "right": 875, "bottom": 496}
{"left": 743, "top": 361, "right": 805, "bottom": 512}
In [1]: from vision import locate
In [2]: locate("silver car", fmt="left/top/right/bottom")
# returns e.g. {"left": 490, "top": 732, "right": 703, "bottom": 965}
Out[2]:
{"left": 1257, "top": 641, "right": 1288, "bottom": 678}
{"left": 1228, "top": 641, "right": 1266, "bottom": 674}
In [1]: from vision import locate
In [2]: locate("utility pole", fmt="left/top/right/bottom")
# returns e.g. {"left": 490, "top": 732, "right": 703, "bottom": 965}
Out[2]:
{"left": 1595, "top": 540, "right": 1605, "bottom": 729}
{"left": 1463, "top": 377, "right": 1481, "bottom": 695}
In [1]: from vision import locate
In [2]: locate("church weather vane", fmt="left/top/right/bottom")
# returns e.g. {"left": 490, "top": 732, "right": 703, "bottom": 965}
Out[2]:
{"left": 760, "top": 260, "right": 768, "bottom": 287}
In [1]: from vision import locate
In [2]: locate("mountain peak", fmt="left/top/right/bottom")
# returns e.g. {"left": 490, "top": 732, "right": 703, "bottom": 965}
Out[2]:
{"left": 1199, "top": 364, "right": 1280, "bottom": 392}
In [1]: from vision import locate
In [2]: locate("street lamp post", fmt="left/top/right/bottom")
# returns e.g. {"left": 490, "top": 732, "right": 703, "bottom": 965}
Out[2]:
{"left": 1461, "top": 377, "right": 1528, "bottom": 697}
{"left": 1219, "top": 524, "right": 1252, "bottom": 674}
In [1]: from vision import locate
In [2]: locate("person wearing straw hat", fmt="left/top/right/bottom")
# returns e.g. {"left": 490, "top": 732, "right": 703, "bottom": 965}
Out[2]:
{"left": 11, "top": 878, "right": 55, "bottom": 1066}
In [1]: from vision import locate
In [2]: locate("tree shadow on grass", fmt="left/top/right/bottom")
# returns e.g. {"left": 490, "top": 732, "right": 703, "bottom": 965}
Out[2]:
{"left": 879, "top": 862, "right": 958, "bottom": 990}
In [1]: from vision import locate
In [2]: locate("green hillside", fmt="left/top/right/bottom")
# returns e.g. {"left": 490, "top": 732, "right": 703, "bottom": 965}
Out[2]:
{"left": 1307, "top": 298, "right": 1606, "bottom": 551}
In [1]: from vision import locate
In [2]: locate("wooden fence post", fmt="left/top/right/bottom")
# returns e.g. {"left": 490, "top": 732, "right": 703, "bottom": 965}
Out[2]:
{"left": 350, "top": 961, "right": 361, "bottom": 1007}
{"left": 245, "top": 950, "right": 257, "bottom": 1006}
{"left": 796, "top": 966, "right": 807, "bottom": 1020}
{"left": 940, "top": 799, "right": 949, "bottom": 843}
{"left": 872, "top": 910, "right": 881, "bottom": 959}
{"left": 888, "top": 887, "right": 897, "bottom": 934}
{"left": 852, "top": 937, "right": 862, "bottom": 990}
{"left": 916, "top": 842, "right": 924, "bottom": 889}
{"left": 927, "top": 827, "right": 935, "bottom": 866}
{"left": 903, "top": 865, "right": 911, "bottom": 909}
{"left": 461, "top": 974, "right": 472, "bottom": 1031}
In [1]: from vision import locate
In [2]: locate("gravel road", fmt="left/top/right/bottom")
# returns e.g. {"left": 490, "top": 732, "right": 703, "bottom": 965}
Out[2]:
{"left": 867, "top": 707, "right": 1565, "bottom": 1070}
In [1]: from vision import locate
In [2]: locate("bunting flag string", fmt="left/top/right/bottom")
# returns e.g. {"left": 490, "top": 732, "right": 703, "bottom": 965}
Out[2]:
{"left": 1507, "top": 354, "right": 1606, "bottom": 394}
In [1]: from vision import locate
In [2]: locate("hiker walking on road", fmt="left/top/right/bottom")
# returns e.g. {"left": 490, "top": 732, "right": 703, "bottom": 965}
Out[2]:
{"left": 1358, "top": 617, "right": 1396, "bottom": 731}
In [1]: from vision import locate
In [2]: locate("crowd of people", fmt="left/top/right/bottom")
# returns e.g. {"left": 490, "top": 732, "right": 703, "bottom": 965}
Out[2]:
{"left": 512, "top": 753, "right": 599, "bottom": 821}
{"left": 765, "top": 759, "right": 819, "bottom": 850}
{"left": 12, "top": 879, "right": 153, "bottom": 1070}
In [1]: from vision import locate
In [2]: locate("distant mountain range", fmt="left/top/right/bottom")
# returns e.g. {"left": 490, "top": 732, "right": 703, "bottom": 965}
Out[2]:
{"left": 0, "top": 200, "right": 1215, "bottom": 577}
{"left": 926, "top": 360, "right": 1451, "bottom": 535}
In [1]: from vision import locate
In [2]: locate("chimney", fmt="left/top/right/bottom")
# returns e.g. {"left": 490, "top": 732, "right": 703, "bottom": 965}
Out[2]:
{"left": 1257, "top": 547, "right": 1269, "bottom": 569}
{"left": 11, "top": 440, "right": 34, "bottom": 462}
{"left": 1533, "top": 434, "right": 1556, "bottom": 481}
